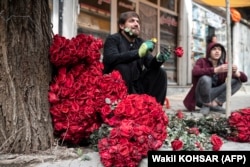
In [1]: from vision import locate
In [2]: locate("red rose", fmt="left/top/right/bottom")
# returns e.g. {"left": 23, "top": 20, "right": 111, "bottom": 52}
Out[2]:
{"left": 237, "top": 126, "right": 248, "bottom": 132}
{"left": 49, "top": 82, "right": 60, "bottom": 93}
{"left": 133, "top": 125, "right": 150, "bottom": 136}
{"left": 56, "top": 67, "right": 67, "bottom": 83}
{"left": 228, "top": 111, "right": 242, "bottom": 125}
{"left": 100, "top": 104, "right": 112, "bottom": 117}
{"left": 136, "top": 136, "right": 146, "bottom": 144}
{"left": 71, "top": 101, "right": 79, "bottom": 112}
{"left": 98, "top": 138, "right": 110, "bottom": 151}
{"left": 171, "top": 139, "right": 183, "bottom": 151}
{"left": 118, "top": 143, "right": 130, "bottom": 157}
{"left": 237, "top": 133, "right": 249, "bottom": 142}
{"left": 188, "top": 127, "right": 200, "bottom": 136}
{"left": 99, "top": 151, "right": 113, "bottom": 167}
{"left": 210, "top": 134, "right": 223, "bottom": 151}
{"left": 64, "top": 73, "right": 74, "bottom": 88}
{"left": 176, "top": 110, "right": 184, "bottom": 119}
{"left": 174, "top": 47, "right": 184, "bottom": 57}
{"left": 48, "top": 92, "right": 59, "bottom": 104}
{"left": 150, "top": 140, "right": 163, "bottom": 150}
{"left": 118, "top": 120, "right": 134, "bottom": 138}
{"left": 54, "top": 122, "right": 67, "bottom": 131}
{"left": 240, "top": 108, "right": 250, "bottom": 115}
{"left": 195, "top": 142, "right": 204, "bottom": 151}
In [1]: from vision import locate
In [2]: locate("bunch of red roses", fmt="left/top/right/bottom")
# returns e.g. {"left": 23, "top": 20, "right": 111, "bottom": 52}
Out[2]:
{"left": 227, "top": 108, "right": 250, "bottom": 142}
{"left": 48, "top": 34, "right": 169, "bottom": 167}
{"left": 49, "top": 34, "right": 102, "bottom": 67}
{"left": 98, "top": 94, "right": 168, "bottom": 167}
{"left": 48, "top": 34, "right": 127, "bottom": 144}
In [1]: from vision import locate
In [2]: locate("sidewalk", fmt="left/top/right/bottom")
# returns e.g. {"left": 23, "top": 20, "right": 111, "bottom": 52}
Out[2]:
{"left": 167, "top": 84, "right": 250, "bottom": 114}
{"left": 33, "top": 85, "right": 250, "bottom": 167}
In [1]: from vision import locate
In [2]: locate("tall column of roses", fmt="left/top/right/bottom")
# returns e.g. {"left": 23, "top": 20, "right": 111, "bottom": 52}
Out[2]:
{"left": 48, "top": 34, "right": 127, "bottom": 144}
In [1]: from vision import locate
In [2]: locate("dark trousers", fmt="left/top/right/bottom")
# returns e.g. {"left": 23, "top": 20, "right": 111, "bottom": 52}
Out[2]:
{"left": 115, "top": 64, "right": 167, "bottom": 105}
{"left": 195, "top": 75, "right": 242, "bottom": 107}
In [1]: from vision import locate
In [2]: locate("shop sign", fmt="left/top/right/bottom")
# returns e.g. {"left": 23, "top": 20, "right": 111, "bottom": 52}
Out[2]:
{"left": 206, "top": 11, "right": 224, "bottom": 29}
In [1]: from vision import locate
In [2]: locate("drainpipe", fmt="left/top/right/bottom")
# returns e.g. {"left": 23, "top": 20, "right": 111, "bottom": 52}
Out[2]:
{"left": 59, "top": 0, "right": 63, "bottom": 35}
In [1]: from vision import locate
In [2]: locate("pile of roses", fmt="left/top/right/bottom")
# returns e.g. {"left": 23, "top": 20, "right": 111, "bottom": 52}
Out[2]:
{"left": 48, "top": 34, "right": 168, "bottom": 167}
{"left": 98, "top": 94, "right": 168, "bottom": 167}
{"left": 227, "top": 108, "right": 250, "bottom": 142}
{"left": 48, "top": 34, "right": 128, "bottom": 144}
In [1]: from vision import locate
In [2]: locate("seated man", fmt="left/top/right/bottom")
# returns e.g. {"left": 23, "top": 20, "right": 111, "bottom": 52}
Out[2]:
{"left": 183, "top": 42, "right": 248, "bottom": 115}
{"left": 103, "top": 11, "right": 169, "bottom": 105}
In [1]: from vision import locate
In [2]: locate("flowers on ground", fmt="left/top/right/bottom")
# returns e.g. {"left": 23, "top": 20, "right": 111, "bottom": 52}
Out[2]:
{"left": 166, "top": 110, "right": 224, "bottom": 151}
{"left": 210, "top": 134, "right": 223, "bottom": 151}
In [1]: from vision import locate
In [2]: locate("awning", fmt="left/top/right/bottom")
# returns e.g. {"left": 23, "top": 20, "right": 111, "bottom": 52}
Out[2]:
{"left": 195, "top": 0, "right": 250, "bottom": 7}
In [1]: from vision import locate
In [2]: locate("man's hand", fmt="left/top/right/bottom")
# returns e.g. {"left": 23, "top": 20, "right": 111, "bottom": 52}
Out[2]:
{"left": 232, "top": 64, "right": 238, "bottom": 73}
{"left": 232, "top": 64, "right": 241, "bottom": 77}
{"left": 138, "top": 40, "right": 155, "bottom": 57}
{"left": 156, "top": 47, "right": 171, "bottom": 62}
{"left": 214, "top": 64, "right": 228, "bottom": 73}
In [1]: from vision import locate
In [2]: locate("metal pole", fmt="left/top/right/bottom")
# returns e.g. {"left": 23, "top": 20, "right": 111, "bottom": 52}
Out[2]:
{"left": 225, "top": 0, "right": 232, "bottom": 118}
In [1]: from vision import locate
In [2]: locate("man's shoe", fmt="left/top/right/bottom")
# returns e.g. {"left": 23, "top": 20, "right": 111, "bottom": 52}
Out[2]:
{"left": 200, "top": 105, "right": 210, "bottom": 116}
{"left": 209, "top": 105, "right": 226, "bottom": 114}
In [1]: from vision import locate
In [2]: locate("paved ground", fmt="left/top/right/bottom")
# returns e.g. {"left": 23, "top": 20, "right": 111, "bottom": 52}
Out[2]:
{"left": 31, "top": 85, "right": 250, "bottom": 167}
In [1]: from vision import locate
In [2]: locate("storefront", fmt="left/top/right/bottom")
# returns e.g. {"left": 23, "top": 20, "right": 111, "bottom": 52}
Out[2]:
{"left": 75, "top": 0, "right": 180, "bottom": 84}
{"left": 191, "top": 2, "right": 226, "bottom": 64}
{"left": 50, "top": 0, "right": 250, "bottom": 90}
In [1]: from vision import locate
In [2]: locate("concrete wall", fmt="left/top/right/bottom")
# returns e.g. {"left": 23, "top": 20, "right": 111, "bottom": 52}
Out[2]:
{"left": 233, "top": 22, "right": 250, "bottom": 84}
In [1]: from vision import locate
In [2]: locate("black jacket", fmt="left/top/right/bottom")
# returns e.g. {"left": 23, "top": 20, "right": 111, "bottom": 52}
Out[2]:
{"left": 103, "top": 33, "right": 163, "bottom": 80}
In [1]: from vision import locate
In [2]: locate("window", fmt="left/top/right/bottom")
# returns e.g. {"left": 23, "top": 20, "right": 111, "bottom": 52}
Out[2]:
{"left": 77, "top": 0, "right": 111, "bottom": 40}
{"left": 76, "top": 0, "right": 179, "bottom": 83}
{"left": 117, "top": 0, "right": 136, "bottom": 20}
{"left": 161, "top": 0, "right": 176, "bottom": 11}
{"left": 139, "top": 2, "right": 158, "bottom": 56}
{"left": 160, "top": 11, "right": 178, "bottom": 83}
{"left": 146, "top": 0, "right": 157, "bottom": 5}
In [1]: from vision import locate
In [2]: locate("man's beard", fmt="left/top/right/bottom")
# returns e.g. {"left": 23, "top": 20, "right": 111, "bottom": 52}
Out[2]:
{"left": 124, "top": 27, "right": 139, "bottom": 38}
